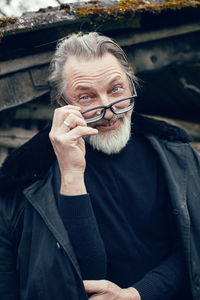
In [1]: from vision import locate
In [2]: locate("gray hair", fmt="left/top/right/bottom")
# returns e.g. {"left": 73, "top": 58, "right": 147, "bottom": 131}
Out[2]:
{"left": 48, "top": 32, "right": 137, "bottom": 105}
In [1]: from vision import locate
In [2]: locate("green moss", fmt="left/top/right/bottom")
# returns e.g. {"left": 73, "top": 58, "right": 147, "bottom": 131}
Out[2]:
{"left": 37, "top": 8, "right": 46, "bottom": 13}
{"left": 76, "top": 4, "right": 135, "bottom": 22}
{"left": 159, "top": 0, "right": 200, "bottom": 10}
{"left": 59, "top": 3, "right": 70, "bottom": 10}
{"left": 0, "top": 17, "right": 18, "bottom": 28}
{"left": 76, "top": 0, "right": 200, "bottom": 21}
{"left": 88, "top": 0, "right": 99, "bottom": 4}
{"left": 119, "top": 0, "right": 200, "bottom": 12}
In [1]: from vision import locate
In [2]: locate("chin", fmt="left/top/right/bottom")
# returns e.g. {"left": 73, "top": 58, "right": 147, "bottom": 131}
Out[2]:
{"left": 85, "top": 113, "right": 132, "bottom": 155}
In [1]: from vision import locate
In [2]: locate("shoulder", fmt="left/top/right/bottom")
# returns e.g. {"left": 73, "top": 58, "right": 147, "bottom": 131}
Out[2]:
{"left": 0, "top": 122, "right": 55, "bottom": 234}
{"left": 133, "top": 112, "right": 192, "bottom": 143}
{"left": 0, "top": 188, "right": 25, "bottom": 245}
{"left": 0, "top": 123, "right": 55, "bottom": 193}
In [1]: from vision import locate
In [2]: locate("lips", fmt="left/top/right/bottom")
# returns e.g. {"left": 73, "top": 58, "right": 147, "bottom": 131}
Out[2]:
{"left": 96, "top": 119, "right": 121, "bottom": 131}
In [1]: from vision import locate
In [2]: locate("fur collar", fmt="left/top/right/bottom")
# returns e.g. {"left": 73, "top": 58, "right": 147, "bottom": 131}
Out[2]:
{"left": 0, "top": 113, "right": 191, "bottom": 192}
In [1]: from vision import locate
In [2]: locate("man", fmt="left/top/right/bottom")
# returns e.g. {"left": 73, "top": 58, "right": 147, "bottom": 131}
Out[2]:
{"left": 0, "top": 32, "right": 199, "bottom": 300}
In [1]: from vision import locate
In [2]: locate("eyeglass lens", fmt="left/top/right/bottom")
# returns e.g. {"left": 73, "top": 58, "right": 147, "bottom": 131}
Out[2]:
{"left": 82, "top": 97, "right": 134, "bottom": 123}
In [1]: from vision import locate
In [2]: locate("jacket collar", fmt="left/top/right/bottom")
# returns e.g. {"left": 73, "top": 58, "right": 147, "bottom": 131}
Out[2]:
{"left": 0, "top": 112, "right": 191, "bottom": 192}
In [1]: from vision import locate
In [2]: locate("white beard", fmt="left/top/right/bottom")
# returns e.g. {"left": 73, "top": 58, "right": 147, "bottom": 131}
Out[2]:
{"left": 84, "top": 113, "right": 132, "bottom": 155}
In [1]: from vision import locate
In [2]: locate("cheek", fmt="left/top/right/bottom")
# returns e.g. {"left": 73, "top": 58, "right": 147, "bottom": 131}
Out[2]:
{"left": 125, "top": 110, "right": 133, "bottom": 120}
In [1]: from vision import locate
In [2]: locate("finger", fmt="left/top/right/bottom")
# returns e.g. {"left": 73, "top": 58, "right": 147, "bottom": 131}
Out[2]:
{"left": 89, "top": 294, "right": 104, "bottom": 299}
{"left": 52, "top": 106, "right": 83, "bottom": 128}
{"left": 60, "top": 104, "right": 82, "bottom": 111}
{"left": 83, "top": 280, "right": 109, "bottom": 294}
{"left": 63, "top": 113, "right": 87, "bottom": 131}
{"left": 67, "top": 126, "right": 98, "bottom": 140}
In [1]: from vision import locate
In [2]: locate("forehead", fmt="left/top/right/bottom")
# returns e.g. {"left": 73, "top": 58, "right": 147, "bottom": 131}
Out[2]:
{"left": 62, "top": 53, "right": 127, "bottom": 88}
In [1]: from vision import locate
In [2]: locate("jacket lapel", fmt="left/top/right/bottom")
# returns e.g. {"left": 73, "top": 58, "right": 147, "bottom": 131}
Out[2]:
{"left": 146, "top": 135, "right": 190, "bottom": 259}
{"left": 23, "top": 166, "right": 82, "bottom": 280}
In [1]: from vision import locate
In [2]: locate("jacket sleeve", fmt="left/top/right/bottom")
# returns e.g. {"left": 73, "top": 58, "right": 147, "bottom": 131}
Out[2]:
{"left": 132, "top": 239, "right": 190, "bottom": 300}
{"left": 0, "top": 194, "right": 20, "bottom": 300}
{"left": 185, "top": 146, "right": 200, "bottom": 299}
{"left": 58, "top": 193, "right": 107, "bottom": 280}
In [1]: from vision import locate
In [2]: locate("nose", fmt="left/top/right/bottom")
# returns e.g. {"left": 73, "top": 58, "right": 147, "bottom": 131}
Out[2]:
{"left": 99, "top": 95, "right": 114, "bottom": 120}
{"left": 104, "top": 107, "right": 114, "bottom": 120}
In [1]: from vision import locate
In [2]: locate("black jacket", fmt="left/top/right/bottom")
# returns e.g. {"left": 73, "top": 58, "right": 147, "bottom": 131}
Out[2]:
{"left": 0, "top": 113, "right": 200, "bottom": 300}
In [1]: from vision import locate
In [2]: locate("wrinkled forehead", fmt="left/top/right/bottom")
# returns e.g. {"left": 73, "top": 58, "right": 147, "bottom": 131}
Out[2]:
{"left": 62, "top": 53, "right": 128, "bottom": 85}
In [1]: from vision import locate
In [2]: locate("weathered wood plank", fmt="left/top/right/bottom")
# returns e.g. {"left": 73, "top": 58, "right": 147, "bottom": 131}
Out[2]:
{"left": 0, "top": 23, "right": 199, "bottom": 77}
{"left": 14, "top": 103, "right": 53, "bottom": 120}
{"left": 0, "top": 128, "right": 37, "bottom": 148}
{"left": 128, "top": 32, "right": 200, "bottom": 73}
{"left": 0, "top": 67, "right": 49, "bottom": 111}
{"left": 0, "top": 147, "right": 8, "bottom": 165}
{"left": 117, "top": 22, "right": 200, "bottom": 47}
{"left": 191, "top": 142, "right": 200, "bottom": 153}
{"left": 0, "top": 51, "right": 53, "bottom": 76}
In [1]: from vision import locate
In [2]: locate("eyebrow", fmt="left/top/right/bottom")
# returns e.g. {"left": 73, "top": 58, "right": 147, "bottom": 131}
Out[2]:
{"left": 109, "top": 76, "right": 123, "bottom": 85}
{"left": 74, "top": 85, "right": 92, "bottom": 92}
{"left": 74, "top": 76, "right": 123, "bottom": 92}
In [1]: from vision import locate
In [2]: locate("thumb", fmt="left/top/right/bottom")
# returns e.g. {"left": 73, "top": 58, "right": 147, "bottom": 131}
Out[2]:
{"left": 83, "top": 280, "right": 107, "bottom": 293}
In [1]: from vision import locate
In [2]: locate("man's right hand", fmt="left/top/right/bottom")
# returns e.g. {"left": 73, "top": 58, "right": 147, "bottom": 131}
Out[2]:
{"left": 49, "top": 105, "right": 98, "bottom": 195}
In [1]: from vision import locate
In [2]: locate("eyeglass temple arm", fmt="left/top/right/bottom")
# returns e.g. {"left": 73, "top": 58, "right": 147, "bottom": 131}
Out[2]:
{"left": 60, "top": 94, "right": 69, "bottom": 105}
{"left": 129, "top": 77, "right": 137, "bottom": 97}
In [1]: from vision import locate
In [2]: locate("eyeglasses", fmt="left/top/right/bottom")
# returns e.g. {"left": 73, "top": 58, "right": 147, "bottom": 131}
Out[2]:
{"left": 60, "top": 79, "right": 137, "bottom": 124}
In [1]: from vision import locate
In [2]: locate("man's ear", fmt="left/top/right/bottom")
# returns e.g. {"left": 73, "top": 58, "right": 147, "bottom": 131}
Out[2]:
{"left": 56, "top": 95, "right": 64, "bottom": 107}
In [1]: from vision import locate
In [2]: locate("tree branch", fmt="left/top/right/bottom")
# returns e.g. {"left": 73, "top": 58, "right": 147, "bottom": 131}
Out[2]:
{"left": 0, "top": 9, "right": 7, "bottom": 17}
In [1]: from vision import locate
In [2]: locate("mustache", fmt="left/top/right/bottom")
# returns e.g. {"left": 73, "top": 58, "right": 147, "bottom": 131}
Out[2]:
{"left": 89, "top": 114, "right": 125, "bottom": 128}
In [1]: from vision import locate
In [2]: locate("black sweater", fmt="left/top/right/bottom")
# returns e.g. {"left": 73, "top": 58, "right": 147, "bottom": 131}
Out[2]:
{"left": 58, "top": 134, "right": 189, "bottom": 300}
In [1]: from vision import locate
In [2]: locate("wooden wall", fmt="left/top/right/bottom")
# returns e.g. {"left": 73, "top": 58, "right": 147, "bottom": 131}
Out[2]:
{"left": 0, "top": 96, "right": 53, "bottom": 164}
{"left": 0, "top": 96, "right": 199, "bottom": 165}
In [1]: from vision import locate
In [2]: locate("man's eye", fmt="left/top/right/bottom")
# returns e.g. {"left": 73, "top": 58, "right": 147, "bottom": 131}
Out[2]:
{"left": 112, "top": 86, "right": 121, "bottom": 93}
{"left": 80, "top": 95, "right": 90, "bottom": 101}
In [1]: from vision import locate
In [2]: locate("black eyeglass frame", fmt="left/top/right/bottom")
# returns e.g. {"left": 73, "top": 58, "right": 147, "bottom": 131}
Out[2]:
{"left": 60, "top": 77, "right": 137, "bottom": 124}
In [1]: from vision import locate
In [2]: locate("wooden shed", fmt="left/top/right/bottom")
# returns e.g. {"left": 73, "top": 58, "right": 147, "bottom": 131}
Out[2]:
{"left": 0, "top": 0, "right": 200, "bottom": 163}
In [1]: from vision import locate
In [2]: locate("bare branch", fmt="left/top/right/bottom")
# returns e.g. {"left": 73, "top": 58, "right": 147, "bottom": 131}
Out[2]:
{"left": 0, "top": 9, "right": 7, "bottom": 17}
